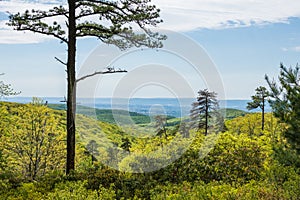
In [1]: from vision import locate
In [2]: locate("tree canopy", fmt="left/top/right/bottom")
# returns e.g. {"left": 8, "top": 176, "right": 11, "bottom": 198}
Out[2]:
{"left": 247, "top": 86, "right": 269, "bottom": 130}
{"left": 190, "top": 89, "right": 219, "bottom": 135}
{"left": 266, "top": 63, "right": 300, "bottom": 152}
{"left": 7, "top": 0, "right": 165, "bottom": 48}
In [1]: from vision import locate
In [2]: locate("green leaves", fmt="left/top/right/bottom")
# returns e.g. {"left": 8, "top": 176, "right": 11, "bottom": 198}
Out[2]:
{"left": 1, "top": 101, "right": 300, "bottom": 199}
{"left": 0, "top": 101, "right": 66, "bottom": 181}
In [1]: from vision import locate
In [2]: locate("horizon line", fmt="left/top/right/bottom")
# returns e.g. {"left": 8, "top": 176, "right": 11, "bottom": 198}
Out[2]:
{"left": 3, "top": 96, "right": 251, "bottom": 101}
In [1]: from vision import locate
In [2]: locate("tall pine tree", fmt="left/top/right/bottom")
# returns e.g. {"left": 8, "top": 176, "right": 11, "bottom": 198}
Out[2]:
{"left": 247, "top": 86, "right": 269, "bottom": 131}
{"left": 266, "top": 63, "right": 300, "bottom": 152}
{"left": 190, "top": 89, "right": 219, "bottom": 135}
{"left": 8, "top": 0, "right": 164, "bottom": 174}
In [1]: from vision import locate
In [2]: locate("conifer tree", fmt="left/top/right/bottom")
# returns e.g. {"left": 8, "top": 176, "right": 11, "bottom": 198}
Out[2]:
{"left": 247, "top": 86, "right": 269, "bottom": 131}
{"left": 8, "top": 0, "right": 164, "bottom": 174}
{"left": 266, "top": 63, "right": 300, "bottom": 152}
{"left": 86, "top": 140, "right": 100, "bottom": 164}
{"left": 154, "top": 115, "right": 167, "bottom": 138}
{"left": 190, "top": 89, "right": 219, "bottom": 135}
{"left": 120, "top": 137, "right": 132, "bottom": 152}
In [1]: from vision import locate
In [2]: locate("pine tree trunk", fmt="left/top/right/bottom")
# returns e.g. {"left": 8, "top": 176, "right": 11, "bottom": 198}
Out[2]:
{"left": 205, "top": 96, "right": 208, "bottom": 135}
{"left": 262, "top": 96, "right": 265, "bottom": 131}
{"left": 66, "top": 0, "right": 76, "bottom": 175}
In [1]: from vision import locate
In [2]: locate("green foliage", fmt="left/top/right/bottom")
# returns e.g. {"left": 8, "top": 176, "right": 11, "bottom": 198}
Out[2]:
{"left": 48, "top": 104, "right": 153, "bottom": 125}
{"left": 161, "top": 132, "right": 270, "bottom": 185}
{"left": 247, "top": 86, "right": 269, "bottom": 110}
{"left": 120, "top": 137, "right": 132, "bottom": 152}
{"left": 8, "top": 0, "right": 165, "bottom": 48}
{"left": 272, "top": 144, "right": 300, "bottom": 168}
{"left": 247, "top": 86, "right": 269, "bottom": 130}
{"left": 221, "top": 108, "right": 248, "bottom": 119}
{"left": 266, "top": 63, "right": 300, "bottom": 152}
{"left": 190, "top": 89, "right": 221, "bottom": 135}
{"left": 1, "top": 101, "right": 300, "bottom": 199}
{"left": 0, "top": 101, "right": 66, "bottom": 181}
{"left": 86, "top": 140, "right": 100, "bottom": 163}
{"left": 46, "top": 181, "right": 116, "bottom": 200}
{"left": 8, "top": 0, "right": 166, "bottom": 174}
{"left": 226, "top": 113, "right": 284, "bottom": 137}
{"left": 150, "top": 179, "right": 296, "bottom": 200}
{"left": 202, "top": 133, "right": 269, "bottom": 183}
{"left": 84, "top": 107, "right": 174, "bottom": 126}
{"left": 154, "top": 115, "right": 167, "bottom": 138}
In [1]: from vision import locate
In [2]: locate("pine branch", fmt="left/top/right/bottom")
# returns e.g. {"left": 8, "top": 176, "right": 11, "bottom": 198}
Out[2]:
{"left": 75, "top": 0, "right": 164, "bottom": 48}
{"left": 76, "top": 23, "right": 115, "bottom": 37}
{"left": 76, "top": 67, "right": 127, "bottom": 83}
{"left": 8, "top": 10, "right": 68, "bottom": 43}
{"left": 9, "top": 23, "right": 68, "bottom": 43}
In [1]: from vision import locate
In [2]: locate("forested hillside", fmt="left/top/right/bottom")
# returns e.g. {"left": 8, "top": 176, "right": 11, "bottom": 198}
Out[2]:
{"left": 0, "top": 101, "right": 300, "bottom": 199}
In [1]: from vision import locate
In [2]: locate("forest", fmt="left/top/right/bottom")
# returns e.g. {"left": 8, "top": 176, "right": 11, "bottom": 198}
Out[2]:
{"left": 0, "top": 64, "right": 300, "bottom": 199}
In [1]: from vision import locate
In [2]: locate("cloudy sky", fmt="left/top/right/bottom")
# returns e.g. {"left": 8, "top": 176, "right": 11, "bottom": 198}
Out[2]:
{"left": 1, "top": 0, "right": 300, "bottom": 99}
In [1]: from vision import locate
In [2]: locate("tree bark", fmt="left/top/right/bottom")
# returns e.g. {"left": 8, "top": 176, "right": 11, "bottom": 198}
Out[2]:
{"left": 205, "top": 96, "right": 208, "bottom": 136}
{"left": 66, "top": 0, "right": 76, "bottom": 175}
{"left": 262, "top": 96, "right": 265, "bottom": 131}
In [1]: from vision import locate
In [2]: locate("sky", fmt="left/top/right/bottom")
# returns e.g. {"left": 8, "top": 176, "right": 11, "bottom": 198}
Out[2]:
{"left": 1, "top": 0, "right": 300, "bottom": 99}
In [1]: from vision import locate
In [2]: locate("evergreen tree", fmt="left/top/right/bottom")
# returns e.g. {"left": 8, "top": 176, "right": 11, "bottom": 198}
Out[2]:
{"left": 8, "top": 0, "right": 164, "bottom": 174}
{"left": 265, "top": 63, "right": 300, "bottom": 152}
{"left": 154, "top": 115, "right": 167, "bottom": 138}
{"left": 247, "top": 86, "right": 269, "bottom": 131}
{"left": 86, "top": 140, "right": 100, "bottom": 164}
{"left": 190, "top": 89, "right": 219, "bottom": 135}
{"left": 178, "top": 121, "right": 190, "bottom": 138}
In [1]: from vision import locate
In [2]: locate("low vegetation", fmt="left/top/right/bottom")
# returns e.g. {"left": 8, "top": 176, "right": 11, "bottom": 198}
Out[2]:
{"left": 0, "top": 99, "right": 299, "bottom": 199}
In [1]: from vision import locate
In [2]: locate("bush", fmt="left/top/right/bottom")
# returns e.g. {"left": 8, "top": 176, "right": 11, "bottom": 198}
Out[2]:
{"left": 46, "top": 181, "right": 116, "bottom": 200}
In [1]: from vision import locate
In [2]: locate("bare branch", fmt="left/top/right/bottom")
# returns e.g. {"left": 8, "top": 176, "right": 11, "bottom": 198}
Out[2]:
{"left": 76, "top": 67, "right": 127, "bottom": 83}
{"left": 60, "top": 96, "right": 67, "bottom": 103}
{"left": 55, "top": 57, "right": 67, "bottom": 66}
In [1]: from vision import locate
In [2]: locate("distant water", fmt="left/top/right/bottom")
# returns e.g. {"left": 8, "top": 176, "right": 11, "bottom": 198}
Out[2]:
{"left": 2, "top": 97, "right": 271, "bottom": 118}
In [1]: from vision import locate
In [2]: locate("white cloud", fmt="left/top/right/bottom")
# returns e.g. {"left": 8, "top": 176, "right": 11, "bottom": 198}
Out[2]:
{"left": 1, "top": 0, "right": 300, "bottom": 43}
{"left": 281, "top": 46, "right": 300, "bottom": 52}
{"left": 0, "top": 29, "right": 53, "bottom": 44}
{"left": 153, "top": 0, "right": 300, "bottom": 31}
{"left": 0, "top": 0, "right": 63, "bottom": 15}
{"left": 0, "top": 0, "right": 67, "bottom": 44}
{"left": 292, "top": 46, "right": 300, "bottom": 52}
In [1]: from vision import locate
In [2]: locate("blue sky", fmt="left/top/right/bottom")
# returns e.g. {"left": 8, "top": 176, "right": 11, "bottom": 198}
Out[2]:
{"left": 1, "top": 0, "right": 300, "bottom": 99}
